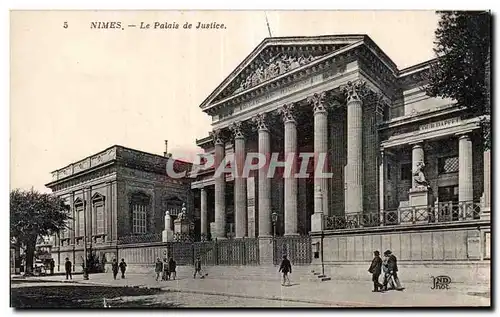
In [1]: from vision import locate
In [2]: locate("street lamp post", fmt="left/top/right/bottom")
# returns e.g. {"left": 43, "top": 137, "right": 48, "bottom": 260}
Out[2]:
{"left": 271, "top": 211, "right": 278, "bottom": 239}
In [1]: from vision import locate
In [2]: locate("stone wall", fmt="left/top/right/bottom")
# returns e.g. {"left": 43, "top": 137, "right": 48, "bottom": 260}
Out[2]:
{"left": 311, "top": 221, "right": 491, "bottom": 283}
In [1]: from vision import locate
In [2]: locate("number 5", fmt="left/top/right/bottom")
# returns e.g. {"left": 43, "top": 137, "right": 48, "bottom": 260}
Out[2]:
{"left": 63, "top": 21, "right": 68, "bottom": 29}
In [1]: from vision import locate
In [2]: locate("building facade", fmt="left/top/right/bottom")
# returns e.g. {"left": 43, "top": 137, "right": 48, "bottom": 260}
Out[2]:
{"left": 190, "top": 35, "right": 491, "bottom": 274}
{"left": 45, "top": 145, "right": 193, "bottom": 272}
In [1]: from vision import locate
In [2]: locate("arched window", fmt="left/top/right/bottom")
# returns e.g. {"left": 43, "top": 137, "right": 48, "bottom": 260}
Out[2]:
{"left": 74, "top": 198, "right": 84, "bottom": 237}
{"left": 92, "top": 193, "right": 105, "bottom": 235}
{"left": 129, "top": 192, "right": 150, "bottom": 234}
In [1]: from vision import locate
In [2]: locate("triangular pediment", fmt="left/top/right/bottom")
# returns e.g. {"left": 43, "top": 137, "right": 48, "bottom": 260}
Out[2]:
{"left": 200, "top": 35, "right": 368, "bottom": 109}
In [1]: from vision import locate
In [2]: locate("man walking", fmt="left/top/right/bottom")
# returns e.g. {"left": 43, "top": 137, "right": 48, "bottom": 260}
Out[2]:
{"left": 368, "top": 250, "right": 383, "bottom": 292}
{"left": 385, "top": 250, "right": 404, "bottom": 291}
{"left": 119, "top": 258, "right": 127, "bottom": 279}
{"left": 169, "top": 257, "right": 177, "bottom": 280}
{"left": 64, "top": 257, "right": 72, "bottom": 280}
{"left": 193, "top": 256, "right": 202, "bottom": 278}
{"left": 154, "top": 258, "right": 163, "bottom": 281}
{"left": 279, "top": 255, "right": 292, "bottom": 286}
{"left": 111, "top": 259, "right": 119, "bottom": 280}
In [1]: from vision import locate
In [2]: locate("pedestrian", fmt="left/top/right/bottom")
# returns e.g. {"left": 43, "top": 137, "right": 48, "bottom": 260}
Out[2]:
{"left": 155, "top": 258, "right": 163, "bottom": 281}
{"left": 119, "top": 258, "right": 127, "bottom": 279}
{"left": 111, "top": 259, "right": 119, "bottom": 280}
{"left": 193, "top": 256, "right": 202, "bottom": 278}
{"left": 368, "top": 250, "right": 383, "bottom": 292}
{"left": 381, "top": 252, "right": 394, "bottom": 290}
{"left": 64, "top": 257, "right": 72, "bottom": 280}
{"left": 385, "top": 250, "right": 404, "bottom": 291}
{"left": 278, "top": 255, "right": 292, "bottom": 286}
{"left": 49, "top": 258, "right": 55, "bottom": 275}
{"left": 162, "top": 258, "right": 170, "bottom": 281}
{"left": 169, "top": 257, "right": 177, "bottom": 280}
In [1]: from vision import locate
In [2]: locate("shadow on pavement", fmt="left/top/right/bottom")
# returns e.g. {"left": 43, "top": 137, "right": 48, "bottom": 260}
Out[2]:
{"left": 11, "top": 280, "right": 179, "bottom": 308}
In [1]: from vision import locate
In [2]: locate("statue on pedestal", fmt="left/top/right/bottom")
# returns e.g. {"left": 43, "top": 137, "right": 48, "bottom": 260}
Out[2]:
{"left": 413, "top": 161, "right": 429, "bottom": 188}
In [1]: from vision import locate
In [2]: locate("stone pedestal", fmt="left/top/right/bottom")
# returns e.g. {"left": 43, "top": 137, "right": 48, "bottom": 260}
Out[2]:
{"left": 162, "top": 211, "right": 174, "bottom": 242}
{"left": 258, "top": 237, "right": 273, "bottom": 264}
{"left": 407, "top": 187, "right": 430, "bottom": 223}
{"left": 311, "top": 186, "right": 324, "bottom": 232}
{"left": 174, "top": 218, "right": 190, "bottom": 236}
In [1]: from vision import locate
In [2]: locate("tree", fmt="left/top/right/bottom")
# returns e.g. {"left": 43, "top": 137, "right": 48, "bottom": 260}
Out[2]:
{"left": 10, "top": 189, "right": 70, "bottom": 275}
{"left": 426, "top": 11, "right": 491, "bottom": 149}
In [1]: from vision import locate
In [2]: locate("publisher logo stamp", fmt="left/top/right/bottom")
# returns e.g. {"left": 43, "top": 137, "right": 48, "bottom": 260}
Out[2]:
{"left": 431, "top": 275, "right": 452, "bottom": 290}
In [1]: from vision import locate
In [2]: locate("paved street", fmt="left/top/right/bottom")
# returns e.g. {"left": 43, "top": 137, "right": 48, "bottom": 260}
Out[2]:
{"left": 14, "top": 266, "right": 490, "bottom": 308}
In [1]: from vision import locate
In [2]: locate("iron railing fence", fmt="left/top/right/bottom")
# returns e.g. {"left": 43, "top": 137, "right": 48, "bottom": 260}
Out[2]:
{"left": 323, "top": 201, "right": 482, "bottom": 230}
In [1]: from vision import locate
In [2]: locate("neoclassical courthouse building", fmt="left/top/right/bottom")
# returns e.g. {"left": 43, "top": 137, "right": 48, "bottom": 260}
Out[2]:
{"left": 46, "top": 35, "right": 490, "bottom": 279}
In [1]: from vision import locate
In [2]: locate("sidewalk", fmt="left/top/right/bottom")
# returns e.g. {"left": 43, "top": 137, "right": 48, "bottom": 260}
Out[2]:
{"left": 29, "top": 269, "right": 490, "bottom": 307}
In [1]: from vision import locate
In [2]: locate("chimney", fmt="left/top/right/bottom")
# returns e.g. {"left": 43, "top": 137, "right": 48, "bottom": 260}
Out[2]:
{"left": 163, "top": 140, "right": 172, "bottom": 158}
{"left": 163, "top": 140, "right": 168, "bottom": 157}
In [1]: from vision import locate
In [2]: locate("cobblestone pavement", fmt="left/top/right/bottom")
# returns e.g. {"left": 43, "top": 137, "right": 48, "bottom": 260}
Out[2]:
{"left": 24, "top": 269, "right": 490, "bottom": 308}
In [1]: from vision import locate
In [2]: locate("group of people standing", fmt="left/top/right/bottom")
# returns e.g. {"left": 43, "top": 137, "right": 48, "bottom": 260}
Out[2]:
{"left": 155, "top": 257, "right": 177, "bottom": 281}
{"left": 368, "top": 250, "right": 404, "bottom": 292}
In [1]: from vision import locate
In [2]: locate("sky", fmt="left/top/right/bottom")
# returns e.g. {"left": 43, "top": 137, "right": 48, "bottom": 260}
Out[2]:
{"left": 10, "top": 10, "right": 440, "bottom": 193}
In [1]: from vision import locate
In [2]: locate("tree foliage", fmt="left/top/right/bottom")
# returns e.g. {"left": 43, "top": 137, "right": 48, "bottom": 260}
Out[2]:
{"left": 10, "top": 188, "right": 70, "bottom": 274}
{"left": 426, "top": 11, "right": 491, "bottom": 148}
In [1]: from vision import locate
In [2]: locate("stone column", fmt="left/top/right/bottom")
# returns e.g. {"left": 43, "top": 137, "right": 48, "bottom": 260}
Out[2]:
{"left": 253, "top": 113, "right": 272, "bottom": 238}
{"left": 482, "top": 148, "right": 491, "bottom": 220}
{"left": 343, "top": 81, "right": 364, "bottom": 215}
{"left": 308, "top": 92, "right": 329, "bottom": 216}
{"left": 279, "top": 104, "right": 298, "bottom": 236}
{"left": 379, "top": 149, "right": 385, "bottom": 225}
{"left": 411, "top": 143, "right": 424, "bottom": 188}
{"left": 212, "top": 130, "right": 226, "bottom": 239}
{"left": 230, "top": 121, "right": 247, "bottom": 238}
{"left": 69, "top": 193, "right": 75, "bottom": 245}
{"left": 106, "top": 182, "right": 112, "bottom": 242}
{"left": 200, "top": 188, "right": 208, "bottom": 240}
{"left": 458, "top": 134, "right": 473, "bottom": 203}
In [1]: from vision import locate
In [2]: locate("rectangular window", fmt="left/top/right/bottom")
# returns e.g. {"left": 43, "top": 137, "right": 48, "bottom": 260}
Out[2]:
{"left": 95, "top": 204, "right": 105, "bottom": 235}
{"left": 400, "top": 163, "right": 412, "bottom": 181}
{"left": 132, "top": 204, "right": 147, "bottom": 234}
{"left": 438, "top": 156, "right": 459, "bottom": 174}
{"left": 77, "top": 207, "right": 84, "bottom": 236}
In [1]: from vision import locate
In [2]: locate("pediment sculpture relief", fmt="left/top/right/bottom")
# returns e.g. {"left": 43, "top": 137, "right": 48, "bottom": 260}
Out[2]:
{"left": 234, "top": 53, "right": 322, "bottom": 93}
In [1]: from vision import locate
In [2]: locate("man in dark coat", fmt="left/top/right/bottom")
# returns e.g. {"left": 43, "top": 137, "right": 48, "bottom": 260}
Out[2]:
{"left": 154, "top": 258, "right": 163, "bottom": 281}
{"left": 64, "top": 257, "right": 72, "bottom": 280}
{"left": 368, "top": 251, "right": 383, "bottom": 292}
{"left": 168, "top": 257, "right": 177, "bottom": 280}
{"left": 119, "top": 259, "right": 127, "bottom": 279}
{"left": 385, "top": 250, "right": 403, "bottom": 291}
{"left": 111, "top": 259, "right": 119, "bottom": 280}
{"left": 193, "top": 256, "right": 202, "bottom": 278}
{"left": 278, "top": 255, "right": 292, "bottom": 286}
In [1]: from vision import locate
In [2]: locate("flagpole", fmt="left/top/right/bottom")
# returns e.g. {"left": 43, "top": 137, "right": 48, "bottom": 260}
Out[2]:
{"left": 265, "top": 12, "right": 272, "bottom": 37}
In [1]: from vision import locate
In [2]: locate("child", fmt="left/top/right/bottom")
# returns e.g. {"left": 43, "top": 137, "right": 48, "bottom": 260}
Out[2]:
{"left": 368, "top": 250, "right": 383, "bottom": 292}
{"left": 193, "top": 256, "right": 202, "bottom": 278}
{"left": 278, "top": 255, "right": 292, "bottom": 286}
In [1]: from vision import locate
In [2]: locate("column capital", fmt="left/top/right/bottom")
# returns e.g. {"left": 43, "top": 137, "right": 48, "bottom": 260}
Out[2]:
{"left": 200, "top": 187, "right": 206, "bottom": 192}
{"left": 342, "top": 80, "right": 367, "bottom": 103}
{"left": 252, "top": 113, "right": 269, "bottom": 131}
{"left": 410, "top": 141, "right": 424, "bottom": 148}
{"left": 457, "top": 131, "right": 473, "bottom": 140}
{"left": 278, "top": 103, "right": 296, "bottom": 124}
{"left": 210, "top": 129, "right": 225, "bottom": 146}
{"left": 307, "top": 92, "right": 327, "bottom": 114}
{"left": 229, "top": 121, "right": 245, "bottom": 139}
